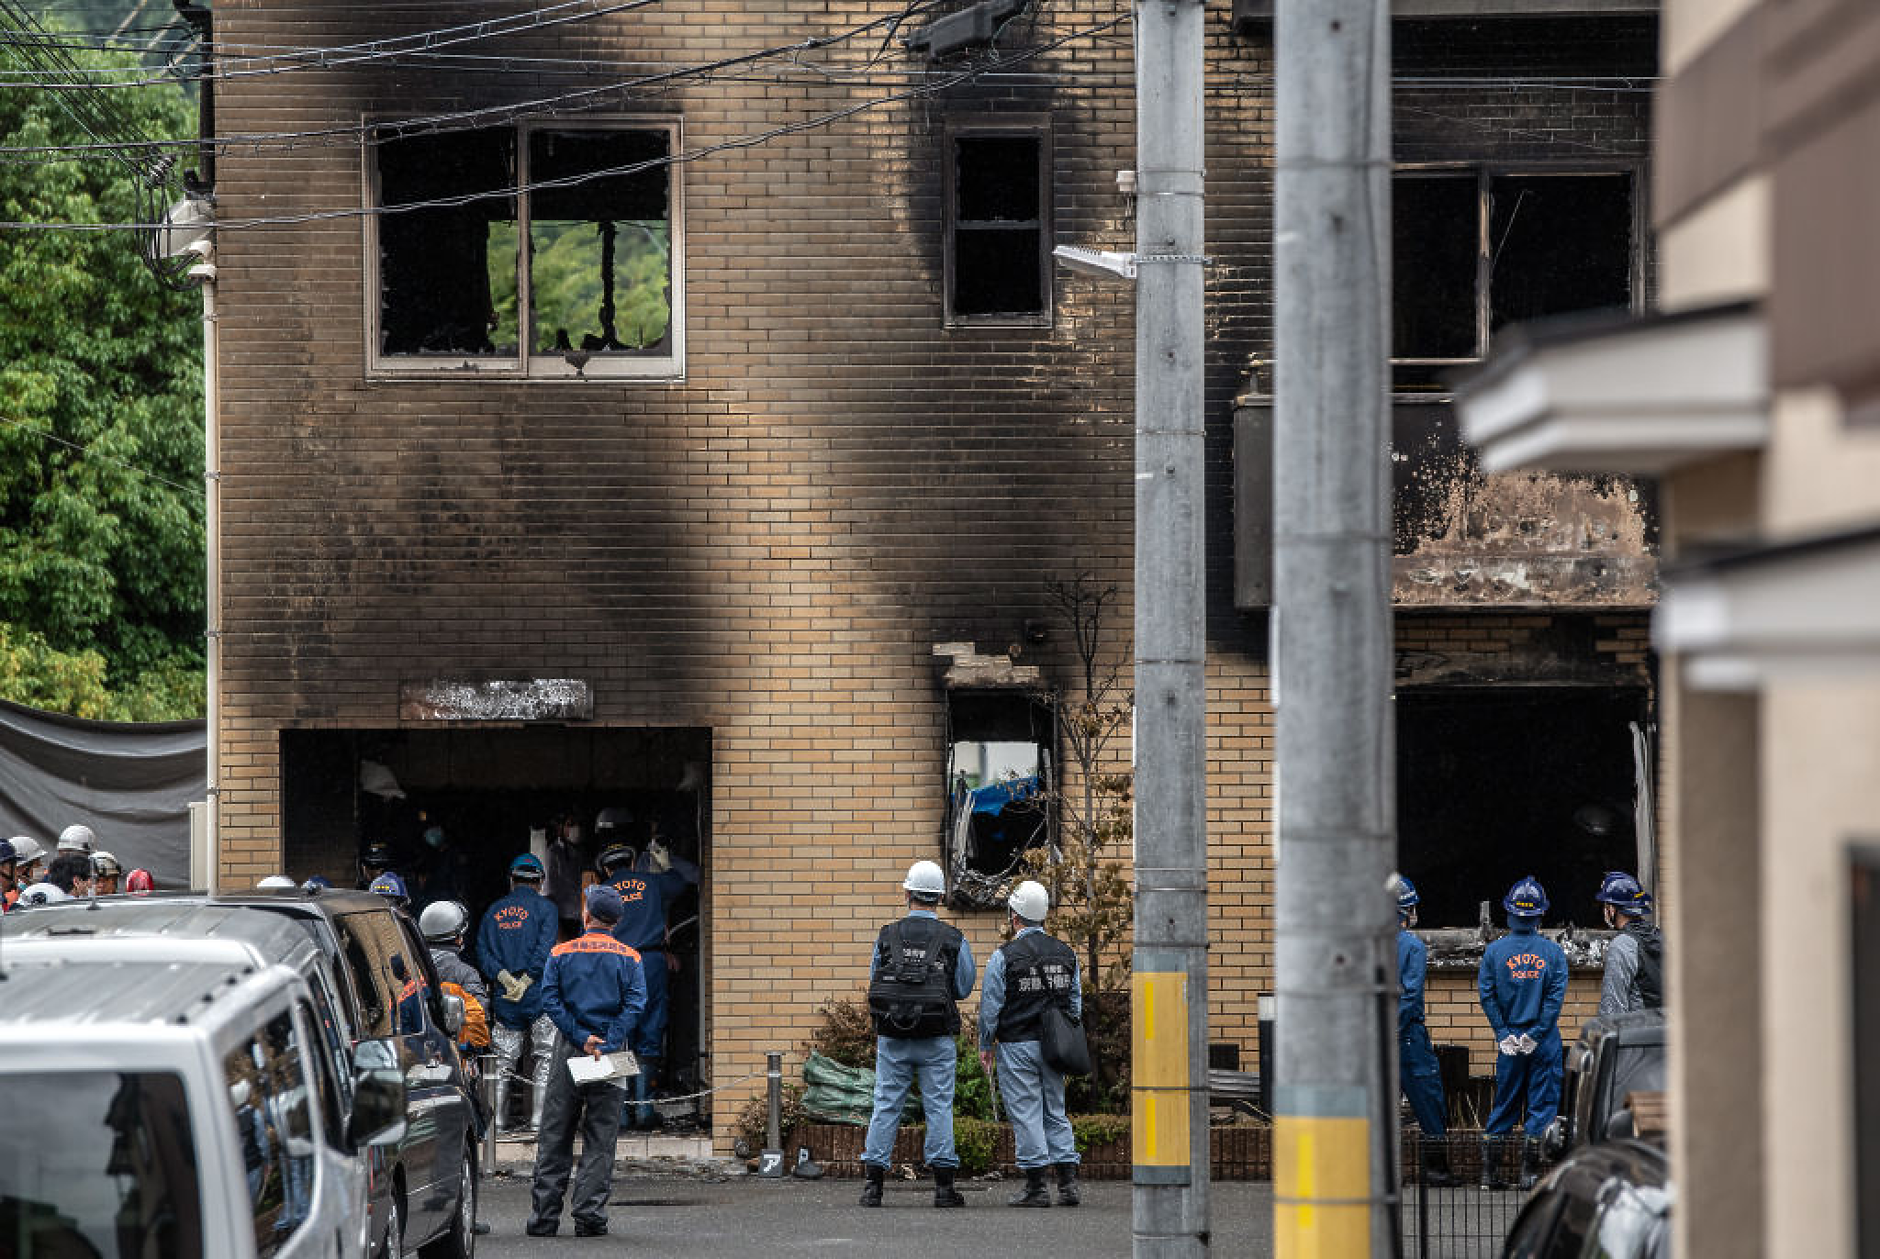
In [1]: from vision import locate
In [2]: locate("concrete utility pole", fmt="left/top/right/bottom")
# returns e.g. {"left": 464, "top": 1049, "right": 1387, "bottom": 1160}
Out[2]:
{"left": 1271, "top": 2, "right": 1397, "bottom": 1256}
{"left": 1129, "top": 0, "right": 1210, "bottom": 1255}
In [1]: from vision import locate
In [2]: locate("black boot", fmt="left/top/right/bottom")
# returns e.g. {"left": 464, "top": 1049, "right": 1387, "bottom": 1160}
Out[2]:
{"left": 1054, "top": 1163, "right": 1081, "bottom": 1207}
{"left": 1423, "top": 1142, "right": 1456, "bottom": 1188}
{"left": 859, "top": 1164, "right": 885, "bottom": 1208}
{"left": 1008, "top": 1167, "right": 1052, "bottom": 1207}
{"left": 1517, "top": 1138, "right": 1543, "bottom": 1191}
{"left": 1479, "top": 1137, "right": 1507, "bottom": 1190}
{"left": 933, "top": 1166, "right": 966, "bottom": 1208}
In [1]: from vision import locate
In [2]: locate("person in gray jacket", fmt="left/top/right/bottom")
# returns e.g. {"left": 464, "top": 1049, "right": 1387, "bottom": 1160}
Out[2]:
{"left": 1595, "top": 871, "right": 1664, "bottom": 1014}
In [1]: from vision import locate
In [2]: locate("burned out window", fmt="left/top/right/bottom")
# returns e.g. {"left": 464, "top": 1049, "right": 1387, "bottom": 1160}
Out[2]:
{"left": 1393, "top": 170, "right": 1635, "bottom": 391}
{"left": 1396, "top": 688, "right": 1649, "bottom": 929}
{"left": 946, "top": 125, "right": 1051, "bottom": 325}
{"left": 372, "top": 120, "right": 681, "bottom": 378}
{"left": 943, "top": 689, "right": 1054, "bottom": 908}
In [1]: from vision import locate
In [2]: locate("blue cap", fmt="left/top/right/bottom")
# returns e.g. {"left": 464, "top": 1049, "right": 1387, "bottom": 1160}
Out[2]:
{"left": 0, "top": 837, "right": 15, "bottom": 864}
{"left": 509, "top": 853, "right": 545, "bottom": 879}
{"left": 585, "top": 884, "right": 624, "bottom": 924}
{"left": 1395, "top": 875, "right": 1419, "bottom": 911}
{"left": 301, "top": 874, "right": 332, "bottom": 891}
{"left": 370, "top": 872, "right": 408, "bottom": 901}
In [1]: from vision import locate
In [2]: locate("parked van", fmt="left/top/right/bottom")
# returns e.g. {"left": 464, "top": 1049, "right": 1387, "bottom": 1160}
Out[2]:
{"left": 3, "top": 891, "right": 482, "bottom": 1258}
{"left": 0, "top": 909, "right": 407, "bottom": 1258}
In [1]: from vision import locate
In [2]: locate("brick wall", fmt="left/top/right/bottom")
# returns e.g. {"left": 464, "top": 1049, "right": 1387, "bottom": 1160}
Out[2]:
{"left": 206, "top": 4, "right": 1649, "bottom": 1146}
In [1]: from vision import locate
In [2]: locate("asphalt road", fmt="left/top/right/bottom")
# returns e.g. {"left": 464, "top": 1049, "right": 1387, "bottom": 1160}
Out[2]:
{"left": 471, "top": 1166, "right": 1277, "bottom": 1256}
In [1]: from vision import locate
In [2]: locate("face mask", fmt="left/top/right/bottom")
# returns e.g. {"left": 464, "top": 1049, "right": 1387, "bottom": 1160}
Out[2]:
{"left": 423, "top": 826, "right": 445, "bottom": 849}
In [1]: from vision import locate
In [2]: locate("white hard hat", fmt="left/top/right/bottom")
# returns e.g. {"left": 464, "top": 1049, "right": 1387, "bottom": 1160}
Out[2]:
{"left": 18, "top": 882, "right": 71, "bottom": 907}
{"left": 90, "top": 851, "right": 122, "bottom": 878}
{"left": 57, "top": 824, "right": 96, "bottom": 853}
{"left": 902, "top": 860, "right": 947, "bottom": 897}
{"left": 256, "top": 875, "right": 297, "bottom": 890}
{"left": 11, "top": 836, "right": 45, "bottom": 865}
{"left": 419, "top": 900, "right": 469, "bottom": 942}
{"left": 1008, "top": 880, "right": 1049, "bottom": 923}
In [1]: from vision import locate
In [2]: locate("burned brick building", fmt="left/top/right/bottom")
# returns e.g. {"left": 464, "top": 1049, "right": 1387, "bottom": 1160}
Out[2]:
{"left": 203, "top": 0, "right": 1658, "bottom": 1144}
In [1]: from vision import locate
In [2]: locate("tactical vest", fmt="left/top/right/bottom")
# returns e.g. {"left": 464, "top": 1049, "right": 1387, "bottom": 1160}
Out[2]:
{"left": 1626, "top": 921, "right": 1665, "bottom": 1009}
{"left": 867, "top": 915, "right": 964, "bottom": 1039}
{"left": 992, "top": 931, "right": 1079, "bottom": 1044}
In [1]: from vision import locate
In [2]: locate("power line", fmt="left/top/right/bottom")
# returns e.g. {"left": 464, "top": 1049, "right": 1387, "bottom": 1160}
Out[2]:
{"left": 0, "top": 414, "right": 202, "bottom": 498}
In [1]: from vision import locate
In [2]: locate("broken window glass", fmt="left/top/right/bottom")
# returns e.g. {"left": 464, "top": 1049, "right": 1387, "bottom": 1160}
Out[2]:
{"left": 373, "top": 121, "right": 678, "bottom": 375}
{"left": 949, "top": 131, "right": 1049, "bottom": 322}
{"left": 943, "top": 689, "right": 1054, "bottom": 908}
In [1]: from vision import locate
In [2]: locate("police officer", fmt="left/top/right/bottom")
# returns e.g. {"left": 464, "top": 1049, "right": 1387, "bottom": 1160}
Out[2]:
{"left": 1594, "top": 871, "right": 1664, "bottom": 1015}
{"left": 977, "top": 880, "right": 1081, "bottom": 1208}
{"left": 527, "top": 885, "right": 646, "bottom": 1239}
{"left": 1477, "top": 875, "right": 1568, "bottom": 1189}
{"left": 1394, "top": 876, "right": 1454, "bottom": 1185}
{"left": 421, "top": 900, "right": 492, "bottom": 1043}
{"left": 859, "top": 859, "right": 976, "bottom": 1209}
{"left": 597, "top": 839, "right": 700, "bottom": 1128}
{"left": 358, "top": 841, "right": 397, "bottom": 891}
{"left": 368, "top": 870, "right": 410, "bottom": 913}
{"left": 477, "top": 853, "right": 560, "bottom": 1134}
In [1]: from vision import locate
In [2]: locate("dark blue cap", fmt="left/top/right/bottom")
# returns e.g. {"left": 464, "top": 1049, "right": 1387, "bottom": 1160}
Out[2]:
{"left": 585, "top": 884, "right": 624, "bottom": 924}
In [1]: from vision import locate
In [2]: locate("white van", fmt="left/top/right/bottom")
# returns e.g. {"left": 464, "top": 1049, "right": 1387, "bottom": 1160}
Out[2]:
{"left": 0, "top": 913, "right": 407, "bottom": 1258}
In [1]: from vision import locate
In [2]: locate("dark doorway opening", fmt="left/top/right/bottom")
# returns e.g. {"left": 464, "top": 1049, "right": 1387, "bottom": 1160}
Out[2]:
{"left": 280, "top": 726, "right": 711, "bottom": 1122}
{"left": 1396, "top": 688, "right": 1648, "bottom": 929}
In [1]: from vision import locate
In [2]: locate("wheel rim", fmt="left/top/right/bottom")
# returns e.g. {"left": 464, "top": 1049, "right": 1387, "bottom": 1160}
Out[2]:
{"left": 386, "top": 1195, "right": 401, "bottom": 1258}
{"left": 460, "top": 1151, "right": 476, "bottom": 1255}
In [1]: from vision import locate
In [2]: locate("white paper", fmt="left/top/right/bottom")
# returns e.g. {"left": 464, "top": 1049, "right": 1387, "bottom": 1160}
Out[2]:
{"left": 566, "top": 1050, "right": 641, "bottom": 1084}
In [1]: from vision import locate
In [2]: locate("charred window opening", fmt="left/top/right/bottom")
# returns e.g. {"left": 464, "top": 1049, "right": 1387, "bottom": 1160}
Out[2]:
{"left": 947, "top": 128, "right": 1050, "bottom": 324}
{"left": 373, "top": 120, "right": 680, "bottom": 378}
{"left": 943, "top": 689, "right": 1054, "bottom": 908}
{"left": 1396, "top": 687, "right": 1649, "bottom": 928}
{"left": 1393, "top": 169, "right": 1635, "bottom": 392}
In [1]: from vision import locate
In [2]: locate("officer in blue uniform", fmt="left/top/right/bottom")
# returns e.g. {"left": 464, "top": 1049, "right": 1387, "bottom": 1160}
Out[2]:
{"left": 598, "top": 838, "right": 700, "bottom": 1128}
{"left": 859, "top": 859, "right": 976, "bottom": 1209}
{"left": 1394, "top": 876, "right": 1454, "bottom": 1185}
{"left": 978, "top": 880, "right": 1082, "bottom": 1208}
{"left": 527, "top": 885, "right": 647, "bottom": 1239}
{"left": 476, "top": 853, "right": 560, "bottom": 1133}
{"left": 1477, "top": 875, "right": 1568, "bottom": 1188}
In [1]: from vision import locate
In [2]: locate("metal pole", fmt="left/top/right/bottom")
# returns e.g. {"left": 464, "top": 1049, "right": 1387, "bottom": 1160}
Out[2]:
{"left": 479, "top": 1053, "right": 499, "bottom": 1175}
{"left": 766, "top": 1050, "right": 782, "bottom": 1151}
{"left": 1272, "top": 1, "right": 1396, "bottom": 1256}
{"left": 1129, "top": 0, "right": 1209, "bottom": 1254}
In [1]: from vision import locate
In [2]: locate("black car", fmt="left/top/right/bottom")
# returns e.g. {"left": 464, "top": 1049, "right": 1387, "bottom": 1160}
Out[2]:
{"left": 1500, "top": 1137, "right": 1671, "bottom": 1259}
{"left": 1551, "top": 1008, "right": 1666, "bottom": 1154}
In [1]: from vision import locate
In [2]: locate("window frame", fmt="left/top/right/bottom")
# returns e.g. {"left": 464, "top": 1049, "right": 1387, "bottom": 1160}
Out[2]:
{"left": 1391, "top": 162, "right": 1646, "bottom": 391}
{"left": 364, "top": 115, "right": 685, "bottom": 381}
{"left": 943, "top": 117, "right": 1054, "bottom": 328}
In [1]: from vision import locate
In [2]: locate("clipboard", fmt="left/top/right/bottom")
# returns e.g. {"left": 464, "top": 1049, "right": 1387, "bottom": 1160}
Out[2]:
{"left": 566, "top": 1049, "right": 641, "bottom": 1084}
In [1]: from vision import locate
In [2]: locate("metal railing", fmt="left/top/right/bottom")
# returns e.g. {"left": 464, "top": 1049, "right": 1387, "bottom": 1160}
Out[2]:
{"left": 1400, "top": 1132, "right": 1543, "bottom": 1259}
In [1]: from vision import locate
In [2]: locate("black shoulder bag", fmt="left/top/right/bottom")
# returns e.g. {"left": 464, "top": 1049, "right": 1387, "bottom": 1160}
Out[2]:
{"left": 1040, "top": 1002, "right": 1092, "bottom": 1076}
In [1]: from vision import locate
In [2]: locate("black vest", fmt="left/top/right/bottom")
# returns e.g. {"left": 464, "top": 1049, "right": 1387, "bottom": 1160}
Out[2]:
{"left": 867, "top": 915, "right": 965, "bottom": 1038}
{"left": 993, "top": 931, "right": 1078, "bottom": 1044}
{"left": 1625, "top": 921, "right": 1665, "bottom": 1009}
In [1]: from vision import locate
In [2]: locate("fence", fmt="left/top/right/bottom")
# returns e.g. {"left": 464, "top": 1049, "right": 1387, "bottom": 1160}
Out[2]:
{"left": 1400, "top": 1132, "right": 1543, "bottom": 1259}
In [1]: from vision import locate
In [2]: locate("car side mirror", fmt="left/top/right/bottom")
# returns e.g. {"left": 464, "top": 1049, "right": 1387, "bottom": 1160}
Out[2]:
{"left": 1542, "top": 1115, "right": 1569, "bottom": 1159}
{"left": 346, "top": 1039, "right": 408, "bottom": 1150}
{"left": 439, "top": 991, "right": 465, "bottom": 1037}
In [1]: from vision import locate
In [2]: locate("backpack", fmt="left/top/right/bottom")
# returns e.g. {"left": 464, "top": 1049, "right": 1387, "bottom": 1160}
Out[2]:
{"left": 1626, "top": 922, "right": 1665, "bottom": 1010}
{"left": 866, "top": 917, "right": 963, "bottom": 1039}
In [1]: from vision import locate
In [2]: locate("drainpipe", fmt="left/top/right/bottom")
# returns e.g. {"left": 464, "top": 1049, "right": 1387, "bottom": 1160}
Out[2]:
{"left": 189, "top": 239, "right": 219, "bottom": 893}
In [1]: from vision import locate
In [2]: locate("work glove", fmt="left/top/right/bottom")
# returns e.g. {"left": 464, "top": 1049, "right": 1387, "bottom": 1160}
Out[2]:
{"left": 645, "top": 837, "right": 672, "bottom": 872}
{"left": 497, "top": 969, "right": 534, "bottom": 1003}
{"left": 1497, "top": 1035, "right": 1521, "bottom": 1057}
{"left": 1517, "top": 1033, "right": 1538, "bottom": 1055}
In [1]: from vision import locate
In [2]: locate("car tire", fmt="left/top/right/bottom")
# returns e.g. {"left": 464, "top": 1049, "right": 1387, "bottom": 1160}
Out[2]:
{"left": 418, "top": 1142, "right": 477, "bottom": 1259}
{"left": 381, "top": 1189, "right": 403, "bottom": 1259}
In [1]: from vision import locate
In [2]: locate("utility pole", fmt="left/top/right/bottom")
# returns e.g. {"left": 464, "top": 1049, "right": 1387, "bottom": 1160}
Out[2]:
{"left": 1272, "top": 2, "right": 1397, "bottom": 1257}
{"left": 1129, "top": 0, "right": 1209, "bottom": 1254}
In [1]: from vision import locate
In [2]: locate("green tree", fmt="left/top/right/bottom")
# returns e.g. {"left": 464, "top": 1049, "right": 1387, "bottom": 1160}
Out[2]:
{"left": 0, "top": 36, "right": 205, "bottom": 719}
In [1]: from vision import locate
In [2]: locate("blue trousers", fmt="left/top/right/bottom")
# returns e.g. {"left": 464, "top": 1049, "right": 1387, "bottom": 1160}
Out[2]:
{"left": 994, "top": 1039, "right": 1078, "bottom": 1169}
{"left": 1399, "top": 1022, "right": 1447, "bottom": 1137}
{"left": 862, "top": 1035, "right": 958, "bottom": 1169}
{"left": 633, "top": 950, "right": 669, "bottom": 1062}
{"left": 1485, "top": 1034, "right": 1563, "bottom": 1137}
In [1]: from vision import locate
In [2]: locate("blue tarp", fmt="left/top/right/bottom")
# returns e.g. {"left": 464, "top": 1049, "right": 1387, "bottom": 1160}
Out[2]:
{"left": 969, "top": 775, "right": 1040, "bottom": 815}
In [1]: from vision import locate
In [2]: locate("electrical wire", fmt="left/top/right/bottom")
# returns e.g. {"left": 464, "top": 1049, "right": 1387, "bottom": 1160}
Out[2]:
{"left": 0, "top": 415, "right": 203, "bottom": 498}
{"left": 0, "top": 7, "right": 1134, "bottom": 235}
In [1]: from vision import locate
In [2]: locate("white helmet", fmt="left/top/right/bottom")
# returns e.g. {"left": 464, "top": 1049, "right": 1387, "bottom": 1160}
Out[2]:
{"left": 419, "top": 900, "right": 470, "bottom": 943}
{"left": 11, "top": 836, "right": 45, "bottom": 866}
{"left": 57, "top": 824, "right": 96, "bottom": 853}
{"left": 90, "top": 851, "right": 122, "bottom": 878}
{"left": 256, "top": 875, "right": 297, "bottom": 890}
{"left": 18, "top": 882, "right": 71, "bottom": 907}
{"left": 1008, "top": 880, "right": 1049, "bottom": 924}
{"left": 902, "top": 859, "right": 947, "bottom": 898}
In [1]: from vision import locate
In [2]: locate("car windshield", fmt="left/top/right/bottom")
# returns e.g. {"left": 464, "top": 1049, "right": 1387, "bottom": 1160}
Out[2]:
{"left": 0, "top": 1070, "right": 203, "bottom": 1258}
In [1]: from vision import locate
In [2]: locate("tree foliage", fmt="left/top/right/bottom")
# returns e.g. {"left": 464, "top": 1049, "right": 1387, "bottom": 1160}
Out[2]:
{"left": 0, "top": 36, "right": 205, "bottom": 719}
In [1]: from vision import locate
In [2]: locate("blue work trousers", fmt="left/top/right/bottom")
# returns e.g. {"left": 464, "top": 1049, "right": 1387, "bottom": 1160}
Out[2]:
{"left": 994, "top": 1039, "right": 1077, "bottom": 1169}
{"left": 1485, "top": 1034, "right": 1563, "bottom": 1137}
{"left": 1400, "top": 1021, "right": 1448, "bottom": 1137}
{"left": 862, "top": 1035, "right": 958, "bottom": 1169}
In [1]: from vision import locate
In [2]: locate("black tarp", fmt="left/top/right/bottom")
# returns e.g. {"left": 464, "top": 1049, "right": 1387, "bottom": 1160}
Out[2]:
{"left": 0, "top": 697, "right": 203, "bottom": 886}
